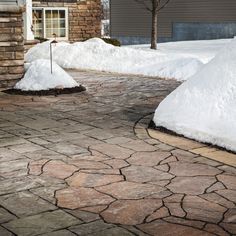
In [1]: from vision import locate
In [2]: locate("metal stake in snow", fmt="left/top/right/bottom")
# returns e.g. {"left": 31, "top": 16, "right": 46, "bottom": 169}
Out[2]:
{"left": 50, "top": 34, "right": 58, "bottom": 74}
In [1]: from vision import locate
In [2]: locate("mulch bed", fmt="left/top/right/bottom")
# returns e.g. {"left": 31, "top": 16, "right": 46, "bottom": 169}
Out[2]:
{"left": 3, "top": 85, "right": 86, "bottom": 96}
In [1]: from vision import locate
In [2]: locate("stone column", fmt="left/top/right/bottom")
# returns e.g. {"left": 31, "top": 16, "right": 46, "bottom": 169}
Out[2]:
{"left": 0, "top": 6, "right": 25, "bottom": 88}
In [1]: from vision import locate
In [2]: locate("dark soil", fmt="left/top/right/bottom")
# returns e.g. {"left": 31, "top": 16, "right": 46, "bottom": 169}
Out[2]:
{"left": 3, "top": 85, "right": 86, "bottom": 96}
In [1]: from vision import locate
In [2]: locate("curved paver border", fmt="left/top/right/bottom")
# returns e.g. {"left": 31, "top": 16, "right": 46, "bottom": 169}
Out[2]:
{"left": 134, "top": 114, "right": 236, "bottom": 168}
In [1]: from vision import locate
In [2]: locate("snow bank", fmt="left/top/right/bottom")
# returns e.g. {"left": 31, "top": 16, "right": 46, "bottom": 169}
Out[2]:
{"left": 153, "top": 37, "right": 236, "bottom": 152}
{"left": 25, "top": 38, "right": 204, "bottom": 81}
{"left": 15, "top": 59, "right": 79, "bottom": 91}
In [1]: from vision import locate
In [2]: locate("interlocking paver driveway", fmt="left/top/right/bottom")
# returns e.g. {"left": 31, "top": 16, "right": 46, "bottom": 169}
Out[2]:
{"left": 0, "top": 71, "right": 235, "bottom": 236}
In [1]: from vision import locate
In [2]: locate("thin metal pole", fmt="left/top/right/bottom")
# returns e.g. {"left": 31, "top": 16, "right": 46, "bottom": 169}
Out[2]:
{"left": 50, "top": 42, "right": 53, "bottom": 74}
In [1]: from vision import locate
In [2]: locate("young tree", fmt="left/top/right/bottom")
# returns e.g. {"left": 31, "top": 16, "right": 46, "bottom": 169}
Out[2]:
{"left": 134, "top": 0, "right": 170, "bottom": 49}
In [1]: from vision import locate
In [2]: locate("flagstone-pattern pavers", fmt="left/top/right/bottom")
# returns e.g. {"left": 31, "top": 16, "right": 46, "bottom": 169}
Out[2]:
{"left": 0, "top": 71, "right": 236, "bottom": 235}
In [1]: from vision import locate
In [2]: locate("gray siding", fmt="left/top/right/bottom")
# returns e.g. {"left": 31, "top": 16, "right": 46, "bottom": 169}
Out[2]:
{"left": 110, "top": 0, "right": 236, "bottom": 43}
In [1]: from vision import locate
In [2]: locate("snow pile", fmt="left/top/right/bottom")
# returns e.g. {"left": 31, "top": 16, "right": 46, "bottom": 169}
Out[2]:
{"left": 15, "top": 59, "right": 79, "bottom": 91}
{"left": 25, "top": 38, "right": 205, "bottom": 81}
{"left": 153, "top": 37, "right": 236, "bottom": 152}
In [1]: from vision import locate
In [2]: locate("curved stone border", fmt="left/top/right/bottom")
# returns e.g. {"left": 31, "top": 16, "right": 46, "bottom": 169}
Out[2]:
{"left": 134, "top": 113, "right": 236, "bottom": 168}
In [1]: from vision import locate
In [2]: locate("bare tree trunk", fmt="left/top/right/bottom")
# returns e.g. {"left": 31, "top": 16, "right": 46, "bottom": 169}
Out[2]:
{"left": 151, "top": 0, "right": 158, "bottom": 49}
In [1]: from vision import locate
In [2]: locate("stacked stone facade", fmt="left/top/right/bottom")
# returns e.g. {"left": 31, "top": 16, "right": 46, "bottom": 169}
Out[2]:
{"left": 0, "top": 9, "right": 24, "bottom": 88}
{"left": 32, "top": 0, "right": 102, "bottom": 42}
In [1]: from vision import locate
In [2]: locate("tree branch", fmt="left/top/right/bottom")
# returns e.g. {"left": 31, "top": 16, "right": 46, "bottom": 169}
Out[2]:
{"left": 157, "top": 0, "right": 170, "bottom": 12}
{"left": 133, "top": 0, "right": 152, "bottom": 12}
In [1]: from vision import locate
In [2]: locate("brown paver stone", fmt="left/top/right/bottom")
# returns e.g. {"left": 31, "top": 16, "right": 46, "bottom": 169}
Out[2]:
{"left": 127, "top": 151, "right": 170, "bottom": 166}
{"left": 56, "top": 187, "right": 115, "bottom": 209}
{"left": 204, "top": 224, "right": 230, "bottom": 236}
{"left": 138, "top": 220, "right": 214, "bottom": 236}
{"left": 43, "top": 160, "right": 78, "bottom": 179}
{"left": 88, "top": 227, "right": 135, "bottom": 236}
{"left": 122, "top": 165, "right": 173, "bottom": 183}
{"left": 101, "top": 199, "right": 162, "bottom": 225}
{"left": 167, "top": 176, "right": 216, "bottom": 195}
{"left": 169, "top": 162, "right": 221, "bottom": 176}
{"left": 217, "top": 174, "right": 236, "bottom": 190}
{"left": 146, "top": 206, "right": 169, "bottom": 222}
{"left": 91, "top": 143, "right": 134, "bottom": 159}
{"left": 183, "top": 196, "right": 226, "bottom": 223}
{"left": 69, "top": 160, "right": 111, "bottom": 170}
{"left": 66, "top": 172, "right": 124, "bottom": 187}
{"left": 96, "top": 181, "right": 165, "bottom": 199}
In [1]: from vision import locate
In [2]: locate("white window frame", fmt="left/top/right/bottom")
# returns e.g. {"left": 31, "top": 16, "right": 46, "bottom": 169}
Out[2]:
{"left": 33, "top": 7, "right": 69, "bottom": 40}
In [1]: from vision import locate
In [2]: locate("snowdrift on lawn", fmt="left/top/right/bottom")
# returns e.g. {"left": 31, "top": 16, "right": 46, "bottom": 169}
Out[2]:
{"left": 153, "top": 37, "right": 236, "bottom": 152}
{"left": 15, "top": 59, "right": 79, "bottom": 91}
{"left": 25, "top": 38, "right": 203, "bottom": 81}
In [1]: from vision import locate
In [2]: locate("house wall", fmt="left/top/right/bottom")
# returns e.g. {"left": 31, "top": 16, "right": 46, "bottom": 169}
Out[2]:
{"left": 0, "top": 7, "right": 25, "bottom": 88}
{"left": 32, "top": 0, "right": 101, "bottom": 42}
{"left": 110, "top": 0, "right": 236, "bottom": 44}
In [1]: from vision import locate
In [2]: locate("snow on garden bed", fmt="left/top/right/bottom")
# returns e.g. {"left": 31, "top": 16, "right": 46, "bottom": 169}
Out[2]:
{"left": 153, "top": 37, "right": 236, "bottom": 152}
{"left": 25, "top": 38, "right": 216, "bottom": 81}
{"left": 15, "top": 59, "right": 79, "bottom": 91}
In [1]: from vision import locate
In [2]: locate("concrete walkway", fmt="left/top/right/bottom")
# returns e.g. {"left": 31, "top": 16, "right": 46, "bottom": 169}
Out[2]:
{"left": 0, "top": 71, "right": 235, "bottom": 236}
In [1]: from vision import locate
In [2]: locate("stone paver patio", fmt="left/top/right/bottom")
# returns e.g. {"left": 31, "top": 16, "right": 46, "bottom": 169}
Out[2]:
{"left": 0, "top": 71, "right": 236, "bottom": 236}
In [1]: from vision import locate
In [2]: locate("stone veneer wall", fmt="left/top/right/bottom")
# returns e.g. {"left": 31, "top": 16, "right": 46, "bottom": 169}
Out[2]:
{"left": 0, "top": 9, "right": 24, "bottom": 88}
{"left": 32, "top": 0, "right": 101, "bottom": 42}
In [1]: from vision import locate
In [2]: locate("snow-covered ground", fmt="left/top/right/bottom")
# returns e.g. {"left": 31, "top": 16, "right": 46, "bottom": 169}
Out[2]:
{"left": 153, "top": 37, "right": 236, "bottom": 152}
{"left": 15, "top": 59, "right": 79, "bottom": 91}
{"left": 25, "top": 38, "right": 231, "bottom": 81}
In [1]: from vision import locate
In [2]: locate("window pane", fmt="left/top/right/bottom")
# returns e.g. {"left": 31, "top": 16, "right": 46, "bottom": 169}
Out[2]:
{"left": 60, "top": 19, "right": 65, "bottom": 28}
{"left": 33, "top": 9, "right": 43, "bottom": 38}
{"left": 59, "top": 10, "right": 65, "bottom": 18}
{"left": 59, "top": 28, "right": 66, "bottom": 37}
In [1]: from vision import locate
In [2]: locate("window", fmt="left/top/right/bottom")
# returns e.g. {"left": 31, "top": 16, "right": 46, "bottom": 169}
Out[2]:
{"left": 32, "top": 8, "right": 68, "bottom": 39}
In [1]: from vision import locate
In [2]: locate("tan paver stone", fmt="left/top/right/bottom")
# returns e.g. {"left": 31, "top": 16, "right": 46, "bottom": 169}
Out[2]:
{"left": 165, "top": 202, "right": 186, "bottom": 217}
{"left": 120, "top": 140, "right": 157, "bottom": 152}
{"left": 96, "top": 181, "right": 165, "bottom": 199}
{"left": 29, "top": 159, "right": 49, "bottom": 175}
{"left": 183, "top": 196, "right": 226, "bottom": 223}
{"left": 103, "top": 159, "right": 129, "bottom": 168}
{"left": 206, "top": 182, "right": 226, "bottom": 193}
{"left": 91, "top": 143, "right": 134, "bottom": 159}
{"left": 217, "top": 174, "right": 236, "bottom": 190}
{"left": 0, "top": 159, "right": 29, "bottom": 174}
{"left": 223, "top": 208, "right": 236, "bottom": 223}
{"left": 164, "top": 216, "right": 205, "bottom": 229}
{"left": 66, "top": 172, "right": 124, "bottom": 188}
{"left": 202, "top": 150, "right": 236, "bottom": 167}
{"left": 216, "top": 189, "right": 236, "bottom": 203}
{"left": 169, "top": 162, "right": 221, "bottom": 176}
{"left": 81, "top": 169, "right": 120, "bottom": 175}
{"left": 43, "top": 160, "right": 78, "bottom": 179}
{"left": 0, "top": 191, "right": 57, "bottom": 217}
{"left": 0, "top": 176, "right": 41, "bottom": 195}
{"left": 146, "top": 206, "right": 169, "bottom": 222}
{"left": 0, "top": 226, "right": 13, "bottom": 236}
{"left": 191, "top": 147, "right": 218, "bottom": 155}
{"left": 167, "top": 176, "right": 216, "bottom": 195}
{"left": 138, "top": 220, "right": 214, "bottom": 236}
{"left": 89, "top": 227, "right": 135, "bottom": 236}
{"left": 66, "top": 209, "right": 100, "bottom": 222}
{"left": 0, "top": 207, "right": 17, "bottom": 223}
{"left": 220, "top": 223, "right": 236, "bottom": 235}
{"left": 30, "top": 184, "right": 67, "bottom": 204}
{"left": 204, "top": 224, "right": 230, "bottom": 236}
{"left": 69, "top": 160, "right": 111, "bottom": 170}
{"left": 80, "top": 205, "right": 107, "bottom": 213}
{"left": 56, "top": 187, "right": 115, "bottom": 209}
{"left": 40, "top": 229, "right": 76, "bottom": 236}
{"left": 160, "top": 155, "right": 178, "bottom": 164}
{"left": 3, "top": 210, "right": 80, "bottom": 236}
{"left": 69, "top": 220, "right": 114, "bottom": 235}
{"left": 105, "top": 137, "right": 134, "bottom": 144}
{"left": 127, "top": 151, "right": 170, "bottom": 166}
{"left": 101, "top": 199, "right": 162, "bottom": 225}
{"left": 148, "top": 129, "right": 205, "bottom": 150}
{"left": 200, "top": 193, "right": 235, "bottom": 209}
{"left": 122, "top": 165, "right": 174, "bottom": 183}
